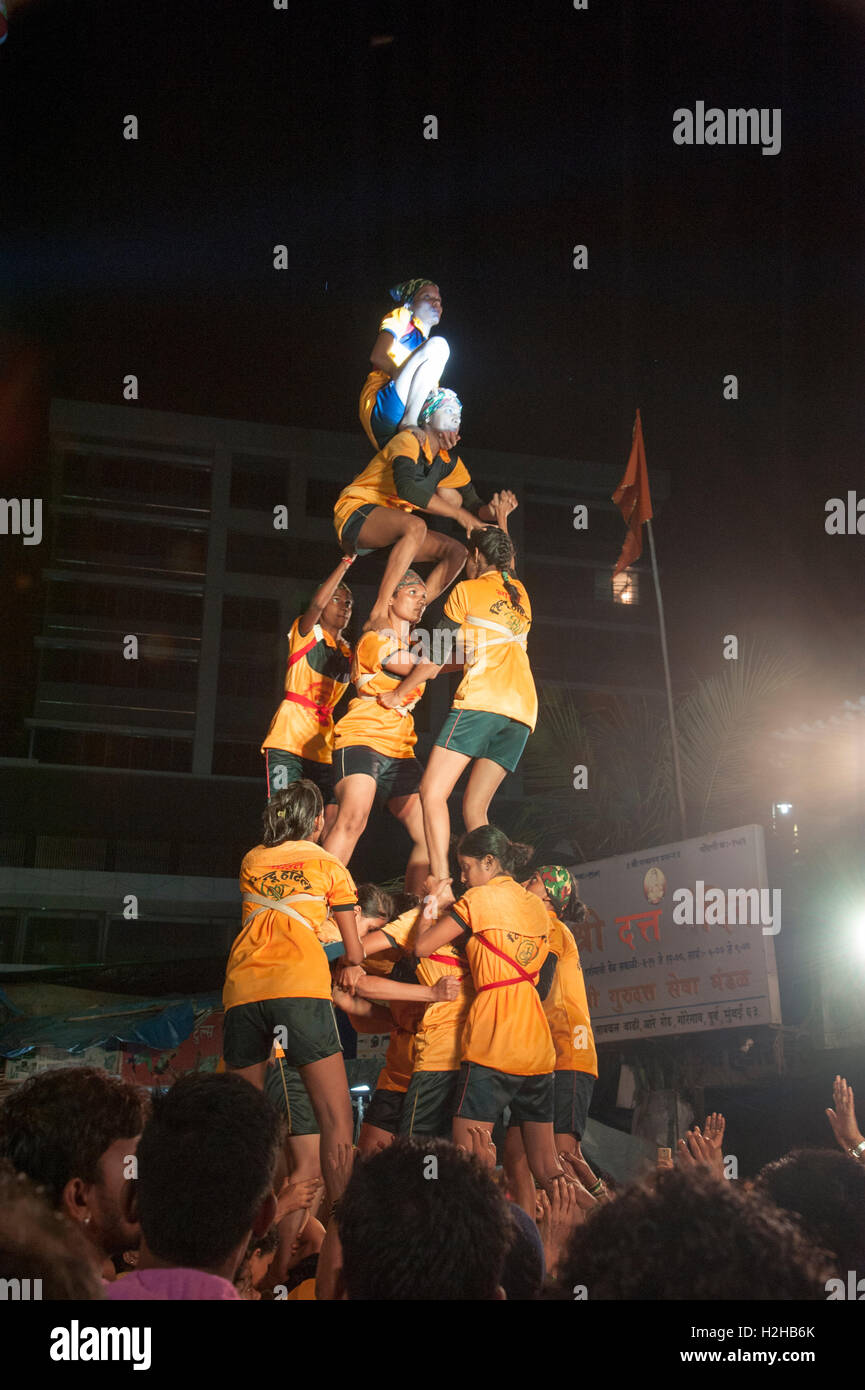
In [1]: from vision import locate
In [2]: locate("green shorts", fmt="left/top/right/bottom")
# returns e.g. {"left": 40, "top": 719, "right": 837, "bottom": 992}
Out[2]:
{"left": 223, "top": 997, "right": 341, "bottom": 1070}
{"left": 332, "top": 745, "right": 422, "bottom": 804}
{"left": 435, "top": 709, "right": 530, "bottom": 773}
{"left": 265, "top": 1056, "right": 318, "bottom": 1136}
{"left": 398, "top": 1070, "right": 459, "bottom": 1137}
{"left": 264, "top": 748, "right": 336, "bottom": 804}
{"left": 507, "top": 1070, "right": 595, "bottom": 1138}
{"left": 363, "top": 1086, "right": 406, "bottom": 1135}
{"left": 454, "top": 1061, "right": 554, "bottom": 1125}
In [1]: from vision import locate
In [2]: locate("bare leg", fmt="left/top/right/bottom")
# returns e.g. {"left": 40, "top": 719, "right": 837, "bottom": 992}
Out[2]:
{"left": 419, "top": 744, "right": 471, "bottom": 883}
{"left": 268, "top": 1133, "right": 323, "bottom": 1288}
{"left": 422, "top": 534, "right": 468, "bottom": 604}
{"left": 226, "top": 1061, "right": 266, "bottom": 1091}
{"left": 520, "top": 1120, "right": 566, "bottom": 1190}
{"left": 322, "top": 773, "right": 376, "bottom": 868}
{"left": 322, "top": 801, "right": 339, "bottom": 837}
{"left": 352, "top": 509, "right": 430, "bottom": 630}
{"left": 462, "top": 757, "right": 509, "bottom": 830}
{"left": 387, "top": 791, "right": 429, "bottom": 897}
{"left": 503, "top": 1125, "right": 537, "bottom": 1218}
{"left": 357, "top": 1123, "right": 396, "bottom": 1155}
{"left": 452, "top": 1115, "right": 494, "bottom": 1150}
{"left": 392, "top": 336, "right": 450, "bottom": 428}
{"left": 298, "top": 1053, "right": 354, "bottom": 1205}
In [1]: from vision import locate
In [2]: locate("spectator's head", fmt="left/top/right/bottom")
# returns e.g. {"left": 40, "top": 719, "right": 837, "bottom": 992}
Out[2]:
{"left": 134, "top": 1073, "right": 280, "bottom": 1281}
{"left": 754, "top": 1148, "right": 865, "bottom": 1272}
{"left": 0, "top": 1066, "right": 145, "bottom": 1264}
{"left": 339, "top": 1138, "right": 511, "bottom": 1300}
{"left": 501, "top": 1201, "right": 545, "bottom": 1300}
{"left": 0, "top": 1160, "right": 104, "bottom": 1299}
{"left": 558, "top": 1168, "right": 833, "bottom": 1300}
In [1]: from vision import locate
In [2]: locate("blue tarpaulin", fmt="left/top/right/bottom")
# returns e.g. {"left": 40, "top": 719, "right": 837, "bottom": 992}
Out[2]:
{"left": 0, "top": 992, "right": 221, "bottom": 1058}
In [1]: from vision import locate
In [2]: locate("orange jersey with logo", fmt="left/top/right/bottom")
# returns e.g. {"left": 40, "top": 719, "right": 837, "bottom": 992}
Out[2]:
{"left": 261, "top": 618, "right": 352, "bottom": 763}
{"left": 451, "top": 875, "right": 554, "bottom": 1076}
{"left": 332, "top": 629, "right": 426, "bottom": 759}
{"left": 223, "top": 841, "right": 357, "bottom": 1010}
{"left": 334, "top": 431, "right": 472, "bottom": 543}
{"left": 544, "top": 911, "right": 599, "bottom": 1077}
{"left": 444, "top": 572, "right": 537, "bottom": 731}
{"left": 380, "top": 907, "right": 473, "bottom": 1074}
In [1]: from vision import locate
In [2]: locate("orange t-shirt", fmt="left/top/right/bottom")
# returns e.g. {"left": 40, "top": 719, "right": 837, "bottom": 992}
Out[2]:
{"left": 332, "top": 630, "right": 425, "bottom": 760}
{"left": 544, "top": 911, "right": 599, "bottom": 1077}
{"left": 261, "top": 618, "right": 352, "bottom": 763}
{"left": 334, "top": 431, "right": 472, "bottom": 542}
{"left": 383, "top": 909, "right": 473, "bottom": 1074}
{"left": 444, "top": 572, "right": 537, "bottom": 731}
{"left": 223, "top": 841, "right": 357, "bottom": 1010}
{"left": 451, "top": 875, "right": 554, "bottom": 1076}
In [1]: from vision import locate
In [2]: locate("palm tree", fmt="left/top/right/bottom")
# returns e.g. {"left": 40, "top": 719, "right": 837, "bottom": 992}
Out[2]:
{"left": 508, "top": 642, "right": 802, "bottom": 864}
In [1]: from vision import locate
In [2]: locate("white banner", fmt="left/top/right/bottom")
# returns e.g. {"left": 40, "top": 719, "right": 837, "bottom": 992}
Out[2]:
{"left": 571, "top": 824, "right": 782, "bottom": 1041}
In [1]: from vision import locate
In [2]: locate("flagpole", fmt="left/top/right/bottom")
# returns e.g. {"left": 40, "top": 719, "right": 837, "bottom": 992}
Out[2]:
{"left": 645, "top": 516, "right": 688, "bottom": 840}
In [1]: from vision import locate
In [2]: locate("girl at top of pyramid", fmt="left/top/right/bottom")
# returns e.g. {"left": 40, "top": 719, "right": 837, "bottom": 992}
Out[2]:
{"left": 359, "top": 278, "right": 457, "bottom": 452}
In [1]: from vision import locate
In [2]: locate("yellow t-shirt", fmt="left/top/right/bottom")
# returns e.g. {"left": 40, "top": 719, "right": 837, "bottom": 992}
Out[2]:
{"left": 544, "top": 911, "right": 599, "bottom": 1077}
{"left": 452, "top": 875, "right": 554, "bottom": 1076}
{"left": 223, "top": 841, "right": 357, "bottom": 1010}
{"left": 333, "top": 431, "right": 472, "bottom": 543}
{"left": 332, "top": 630, "right": 426, "bottom": 760}
{"left": 444, "top": 572, "right": 537, "bottom": 730}
{"left": 382, "top": 906, "right": 473, "bottom": 1074}
{"left": 261, "top": 618, "right": 352, "bottom": 763}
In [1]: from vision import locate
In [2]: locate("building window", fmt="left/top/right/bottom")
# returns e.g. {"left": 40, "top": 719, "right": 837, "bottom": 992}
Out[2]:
{"left": 594, "top": 568, "right": 641, "bottom": 606}
{"left": 22, "top": 915, "right": 102, "bottom": 966}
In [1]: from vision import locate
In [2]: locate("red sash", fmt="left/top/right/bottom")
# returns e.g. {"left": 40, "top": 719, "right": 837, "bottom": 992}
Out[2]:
{"left": 283, "top": 690, "right": 333, "bottom": 725}
{"left": 429, "top": 952, "right": 469, "bottom": 976}
{"left": 475, "top": 934, "right": 540, "bottom": 992}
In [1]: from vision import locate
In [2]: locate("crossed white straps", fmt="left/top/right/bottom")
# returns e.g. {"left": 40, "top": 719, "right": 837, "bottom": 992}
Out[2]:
{"left": 354, "top": 670, "right": 421, "bottom": 716}
{"left": 241, "top": 890, "right": 326, "bottom": 932}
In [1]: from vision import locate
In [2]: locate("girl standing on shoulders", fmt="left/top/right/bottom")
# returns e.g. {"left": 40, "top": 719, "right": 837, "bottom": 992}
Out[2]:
{"left": 380, "top": 520, "right": 533, "bottom": 904}
{"left": 261, "top": 556, "right": 355, "bottom": 831}
{"left": 323, "top": 570, "right": 430, "bottom": 895}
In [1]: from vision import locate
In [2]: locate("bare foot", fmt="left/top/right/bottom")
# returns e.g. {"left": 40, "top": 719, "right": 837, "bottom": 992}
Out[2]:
{"left": 364, "top": 608, "right": 389, "bottom": 633}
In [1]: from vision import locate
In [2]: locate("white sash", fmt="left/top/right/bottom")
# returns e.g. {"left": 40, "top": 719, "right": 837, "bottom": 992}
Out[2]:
{"left": 241, "top": 890, "right": 325, "bottom": 932}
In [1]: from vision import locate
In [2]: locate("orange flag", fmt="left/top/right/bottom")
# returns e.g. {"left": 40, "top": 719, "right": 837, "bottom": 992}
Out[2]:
{"left": 612, "top": 409, "right": 654, "bottom": 576}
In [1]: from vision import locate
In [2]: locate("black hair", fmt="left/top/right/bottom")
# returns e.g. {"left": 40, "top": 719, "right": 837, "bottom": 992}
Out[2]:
{"left": 355, "top": 883, "right": 396, "bottom": 922}
{"left": 469, "top": 526, "right": 524, "bottom": 613}
{"left": 389, "top": 890, "right": 422, "bottom": 916}
{"left": 556, "top": 1167, "right": 834, "bottom": 1301}
{"left": 0, "top": 1066, "right": 145, "bottom": 1207}
{"left": 135, "top": 1073, "right": 281, "bottom": 1272}
{"left": 262, "top": 780, "right": 323, "bottom": 846}
{"left": 754, "top": 1148, "right": 865, "bottom": 1273}
{"left": 501, "top": 1201, "right": 545, "bottom": 1300}
{"left": 339, "top": 1138, "right": 511, "bottom": 1300}
{"left": 0, "top": 1161, "right": 104, "bottom": 1300}
{"left": 458, "top": 825, "right": 534, "bottom": 878}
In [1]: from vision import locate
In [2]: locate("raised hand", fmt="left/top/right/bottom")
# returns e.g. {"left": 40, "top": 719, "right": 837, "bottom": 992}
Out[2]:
{"left": 677, "top": 1126, "right": 723, "bottom": 1177}
{"left": 826, "top": 1075, "right": 864, "bottom": 1154}
{"left": 703, "top": 1112, "right": 726, "bottom": 1152}
{"left": 326, "top": 1141, "right": 356, "bottom": 1202}
{"left": 558, "top": 1149, "right": 610, "bottom": 1201}
{"left": 275, "top": 1176, "right": 322, "bottom": 1220}
{"left": 537, "top": 1176, "right": 590, "bottom": 1277}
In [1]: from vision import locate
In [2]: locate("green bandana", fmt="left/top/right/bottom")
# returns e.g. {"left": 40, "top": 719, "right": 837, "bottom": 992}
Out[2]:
{"left": 390, "top": 277, "right": 434, "bottom": 306}
{"left": 537, "top": 865, "right": 573, "bottom": 910}
{"left": 393, "top": 568, "right": 424, "bottom": 593}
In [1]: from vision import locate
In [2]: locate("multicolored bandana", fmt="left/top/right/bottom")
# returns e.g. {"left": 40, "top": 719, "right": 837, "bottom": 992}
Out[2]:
{"left": 418, "top": 387, "right": 462, "bottom": 426}
{"left": 389, "top": 277, "right": 434, "bottom": 306}
{"left": 537, "top": 865, "right": 573, "bottom": 910}
{"left": 393, "top": 568, "right": 424, "bottom": 593}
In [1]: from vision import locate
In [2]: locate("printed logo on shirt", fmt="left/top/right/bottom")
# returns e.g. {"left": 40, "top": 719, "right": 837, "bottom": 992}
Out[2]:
{"left": 259, "top": 867, "right": 313, "bottom": 897}
{"left": 516, "top": 939, "right": 540, "bottom": 967}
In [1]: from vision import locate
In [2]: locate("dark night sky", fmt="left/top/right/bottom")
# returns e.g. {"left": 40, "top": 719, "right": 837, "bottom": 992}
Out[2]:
{"left": 1, "top": 0, "right": 864, "bottom": 724}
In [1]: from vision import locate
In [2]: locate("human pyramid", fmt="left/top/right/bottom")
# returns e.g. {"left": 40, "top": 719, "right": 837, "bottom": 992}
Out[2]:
{"left": 220, "top": 278, "right": 600, "bottom": 1279}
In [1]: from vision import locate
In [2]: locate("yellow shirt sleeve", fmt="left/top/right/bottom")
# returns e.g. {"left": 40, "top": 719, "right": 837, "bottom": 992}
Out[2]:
{"left": 443, "top": 582, "right": 469, "bottom": 627}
